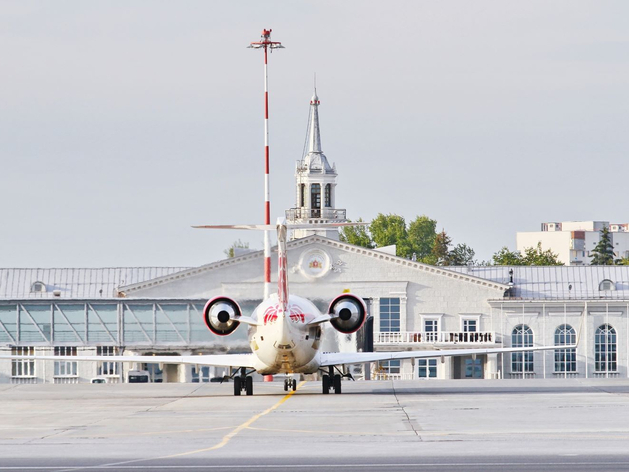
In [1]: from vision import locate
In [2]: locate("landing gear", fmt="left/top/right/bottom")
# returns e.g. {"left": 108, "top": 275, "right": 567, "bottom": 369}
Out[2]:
{"left": 284, "top": 377, "right": 298, "bottom": 392}
{"left": 322, "top": 366, "right": 344, "bottom": 394}
{"left": 233, "top": 367, "right": 254, "bottom": 396}
{"left": 322, "top": 375, "right": 330, "bottom": 394}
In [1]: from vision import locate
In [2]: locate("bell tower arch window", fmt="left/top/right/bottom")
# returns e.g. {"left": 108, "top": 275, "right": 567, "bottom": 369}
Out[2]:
{"left": 325, "top": 184, "right": 331, "bottom": 208}
{"left": 311, "top": 183, "right": 321, "bottom": 218}
{"left": 299, "top": 184, "right": 306, "bottom": 208}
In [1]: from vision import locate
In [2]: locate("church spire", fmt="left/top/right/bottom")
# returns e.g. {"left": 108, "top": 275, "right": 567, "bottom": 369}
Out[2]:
{"left": 286, "top": 87, "right": 347, "bottom": 240}
{"left": 303, "top": 89, "right": 334, "bottom": 174}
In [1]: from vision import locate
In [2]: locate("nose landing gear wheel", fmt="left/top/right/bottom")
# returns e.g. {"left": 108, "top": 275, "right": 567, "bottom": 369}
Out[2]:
{"left": 292, "top": 379, "right": 297, "bottom": 391}
{"left": 283, "top": 379, "right": 289, "bottom": 392}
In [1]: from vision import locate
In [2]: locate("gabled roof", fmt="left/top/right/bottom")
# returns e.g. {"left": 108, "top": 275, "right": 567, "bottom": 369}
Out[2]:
{"left": 118, "top": 235, "right": 509, "bottom": 296}
{"left": 447, "top": 265, "right": 629, "bottom": 300}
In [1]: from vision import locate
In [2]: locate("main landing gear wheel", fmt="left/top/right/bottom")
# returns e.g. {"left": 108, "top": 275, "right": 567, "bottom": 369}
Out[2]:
{"left": 322, "top": 366, "right": 343, "bottom": 394}
{"left": 292, "top": 379, "right": 297, "bottom": 391}
{"left": 283, "top": 378, "right": 289, "bottom": 392}
{"left": 245, "top": 376, "right": 253, "bottom": 396}
{"left": 322, "top": 375, "right": 330, "bottom": 394}
{"left": 233, "top": 368, "right": 254, "bottom": 396}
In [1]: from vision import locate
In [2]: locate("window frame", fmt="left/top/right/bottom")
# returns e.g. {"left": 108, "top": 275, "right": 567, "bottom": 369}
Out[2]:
{"left": 511, "top": 324, "right": 534, "bottom": 373}
{"left": 418, "top": 358, "right": 437, "bottom": 379}
{"left": 11, "top": 346, "right": 35, "bottom": 378}
{"left": 379, "top": 298, "right": 401, "bottom": 333}
{"left": 53, "top": 346, "right": 78, "bottom": 378}
{"left": 554, "top": 324, "right": 577, "bottom": 373}
{"left": 595, "top": 324, "right": 617, "bottom": 373}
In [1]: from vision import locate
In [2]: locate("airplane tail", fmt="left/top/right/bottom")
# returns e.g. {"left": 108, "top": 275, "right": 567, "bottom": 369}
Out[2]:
{"left": 193, "top": 220, "right": 369, "bottom": 312}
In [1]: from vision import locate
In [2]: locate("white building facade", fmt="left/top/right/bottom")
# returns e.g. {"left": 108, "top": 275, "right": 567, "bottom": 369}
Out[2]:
{"left": 517, "top": 221, "right": 629, "bottom": 265}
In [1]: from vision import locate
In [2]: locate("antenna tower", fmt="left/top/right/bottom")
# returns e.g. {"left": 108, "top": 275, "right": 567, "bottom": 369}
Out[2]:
{"left": 248, "top": 29, "right": 284, "bottom": 299}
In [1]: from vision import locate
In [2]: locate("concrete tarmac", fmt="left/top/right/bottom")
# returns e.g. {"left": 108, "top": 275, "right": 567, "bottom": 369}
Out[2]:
{"left": 1, "top": 379, "right": 629, "bottom": 471}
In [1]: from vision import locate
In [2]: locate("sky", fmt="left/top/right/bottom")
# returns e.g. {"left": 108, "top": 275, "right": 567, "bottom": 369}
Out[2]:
{"left": 1, "top": 1, "right": 628, "bottom": 268}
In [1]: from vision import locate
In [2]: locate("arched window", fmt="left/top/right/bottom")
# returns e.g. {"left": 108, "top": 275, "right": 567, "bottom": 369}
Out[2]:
{"left": 511, "top": 324, "right": 533, "bottom": 373}
{"left": 554, "top": 324, "right": 576, "bottom": 373}
{"left": 310, "top": 183, "right": 321, "bottom": 217}
{"left": 30, "top": 281, "right": 46, "bottom": 293}
{"left": 595, "top": 324, "right": 617, "bottom": 372}
{"left": 299, "top": 183, "right": 305, "bottom": 207}
{"left": 324, "top": 184, "right": 331, "bottom": 208}
{"left": 599, "top": 279, "right": 616, "bottom": 291}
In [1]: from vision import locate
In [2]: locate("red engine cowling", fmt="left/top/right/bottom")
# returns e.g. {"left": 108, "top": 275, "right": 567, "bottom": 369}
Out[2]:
{"left": 328, "top": 294, "right": 367, "bottom": 334}
{"left": 203, "top": 296, "right": 242, "bottom": 336}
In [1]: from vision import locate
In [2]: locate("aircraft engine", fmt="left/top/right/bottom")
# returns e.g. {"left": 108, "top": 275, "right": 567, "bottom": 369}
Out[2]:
{"left": 203, "top": 297, "right": 242, "bottom": 336}
{"left": 328, "top": 294, "right": 367, "bottom": 334}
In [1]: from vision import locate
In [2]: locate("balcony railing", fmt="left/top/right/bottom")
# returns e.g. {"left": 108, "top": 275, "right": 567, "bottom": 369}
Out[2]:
{"left": 376, "top": 331, "right": 495, "bottom": 345}
{"left": 285, "top": 208, "right": 346, "bottom": 221}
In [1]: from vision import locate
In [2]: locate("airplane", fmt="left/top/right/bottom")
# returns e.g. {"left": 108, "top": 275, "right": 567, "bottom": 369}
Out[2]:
{"left": 0, "top": 217, "right": 574, "bottom": 396}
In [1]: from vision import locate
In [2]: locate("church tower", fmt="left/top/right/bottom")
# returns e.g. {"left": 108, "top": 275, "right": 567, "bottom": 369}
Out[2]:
{"left": 286, "top": 90, "right": 346, "bottom": 240}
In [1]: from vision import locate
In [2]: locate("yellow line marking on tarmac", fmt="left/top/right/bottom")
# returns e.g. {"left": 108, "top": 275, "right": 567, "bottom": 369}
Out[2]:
{"left": 162, "top": 381, "right": 306, "bottom": 458}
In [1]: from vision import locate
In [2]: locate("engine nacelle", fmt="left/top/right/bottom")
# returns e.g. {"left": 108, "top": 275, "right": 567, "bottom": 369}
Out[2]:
{"left": 328, "top": 294, "right": 367, "bottom": 334}
{"left": 203, "top": 296, "right": 242, "bottom": 336}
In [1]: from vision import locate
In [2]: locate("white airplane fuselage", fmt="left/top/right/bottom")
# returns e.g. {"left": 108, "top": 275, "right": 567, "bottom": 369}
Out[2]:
{"left": 248, "top": 294, "right": 324, "bottom": 375}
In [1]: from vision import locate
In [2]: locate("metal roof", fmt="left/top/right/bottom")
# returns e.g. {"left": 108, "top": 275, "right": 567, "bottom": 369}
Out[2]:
{"left": 448, "top": 265, "right": 629, "bottom": 300}
{"left": 0, "top": 267, "right": 190, "bottom": 300}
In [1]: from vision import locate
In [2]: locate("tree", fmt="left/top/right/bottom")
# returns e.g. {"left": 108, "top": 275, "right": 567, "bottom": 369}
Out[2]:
{"left": 521, "top": 242, "right": 563, "bottom": 266}
{"left": 224, "top": 239, "right": 250, "bottom": 258}
{"left": 492, "top": 247, "right": 524, "bottom": 266}
{"left": 407, "top": 216, "right": 437, "bottom": 262}
{"left": 448, "top": 243, "right": 476, "bottom": 266}
{"left": 590, "top": 226, "right": 616, "bottom": 265}
{"left": 339, "top": 218, "right": 374, "bottom": 248}
{"left": 430, "top": 230, "right": 452, "bottom": 266}
{"left": 369, "top": 213, "right": 411, "bottom": 258}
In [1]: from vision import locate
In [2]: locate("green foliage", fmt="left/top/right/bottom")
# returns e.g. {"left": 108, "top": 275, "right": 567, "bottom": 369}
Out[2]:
{"left": 430, "top": 230, "right": 451, "bottom": 265}
{"left": 369, "top": 214, "right": 411, "bottom": 258}
{"left": 492, "top": 247, "right": 524, "bottom": 266}
{"left": 590, "top": 226, "right": 617, "bottom": 265}
{"left": 407, "top": 216, "right": 437, "bottom": 261}
{"left": 448, "top": 243, "right": 476, "bottom": 266}
{"left": 339, "top": 218, "right": 374, "bottom": 249}
{"left": 224, "top": 239, "right": 249, "bottom": 258}
{"left": 340, "top": 213, "right": 474, "bottom": 265}
{"left": 521, "top": 242, "right": 563, "bottom": 266}
{"left": 492, "top": 243, "right": 563, "bottom": 266}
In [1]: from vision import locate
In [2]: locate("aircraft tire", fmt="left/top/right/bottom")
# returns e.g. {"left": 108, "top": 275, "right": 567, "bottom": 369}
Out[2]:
{"left": 245, "top": 376, "right": 253, "bottom": 396}
{"left": 322, "top": 375, "right": 330, "bottom": 394}
{"left": 234, "top": 376, "right": 241, "bottom": 396}
{"left": 284, "top": 379, "right": 288, "bottom": 391}
{"left": 333, "top": 374, "right": 342, "bottom": 394}
{"left": 292, "top": 379, "right": 297, "bottom": 391}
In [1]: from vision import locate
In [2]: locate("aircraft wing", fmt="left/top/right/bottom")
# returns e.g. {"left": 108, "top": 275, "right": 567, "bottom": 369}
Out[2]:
{"left": 0, "top": 354, "right": 257, "bottom": 368}
{"left": 319, "top": 345, "right": 573, "bottom": 367}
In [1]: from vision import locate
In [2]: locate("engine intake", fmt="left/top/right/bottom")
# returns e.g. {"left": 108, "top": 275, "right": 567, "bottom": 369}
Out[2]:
{"left": 203, "top": 297, "right": 242, "bottom": 336}
{"left": 328, "top": 294, "right": 367, "bottom": 334}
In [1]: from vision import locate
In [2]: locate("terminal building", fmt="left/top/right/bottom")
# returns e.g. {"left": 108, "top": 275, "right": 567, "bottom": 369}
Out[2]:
{"left": 1, "top": 94, "right": 628, "bottom": 384}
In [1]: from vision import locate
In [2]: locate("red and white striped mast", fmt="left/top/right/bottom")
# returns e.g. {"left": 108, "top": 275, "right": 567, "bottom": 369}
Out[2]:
{"left": 248, "top": 29, "right": 284, "bottom": 300}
